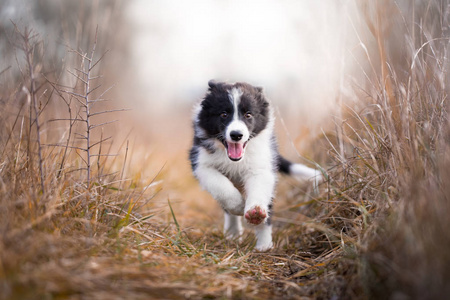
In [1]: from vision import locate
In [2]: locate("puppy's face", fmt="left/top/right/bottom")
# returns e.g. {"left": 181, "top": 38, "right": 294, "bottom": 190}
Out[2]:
{"left": 197, "top": 81, "right": 270, "bottom": 161}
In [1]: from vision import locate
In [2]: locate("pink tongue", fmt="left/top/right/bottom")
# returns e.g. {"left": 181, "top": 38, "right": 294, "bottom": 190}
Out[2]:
{"left": 227, "top": 142, "right": 244, "bottom": 159}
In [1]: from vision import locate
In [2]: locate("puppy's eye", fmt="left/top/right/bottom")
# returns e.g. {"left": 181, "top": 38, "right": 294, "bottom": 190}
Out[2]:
{"left": 244, "top": 112, "right": 252, "bottom": 119}
{"left": 220, "top": 112, "right": 228, "bottom": 118}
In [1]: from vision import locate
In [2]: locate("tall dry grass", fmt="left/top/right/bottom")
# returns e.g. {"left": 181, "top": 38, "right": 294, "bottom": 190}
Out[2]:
{"left": 350, "top": 1, "right": 450, "bottom": 298}
{"left": 0, "top": 1, "right": 449, "bottom": 299}
{"left": 309, "top": 1, "right": 450, "bottom": 298}
{"left": 0, "top": 3, "right": 166, "bottom": 299}
{"left": 265, "top": 1, "right": 449, "bottom": 298}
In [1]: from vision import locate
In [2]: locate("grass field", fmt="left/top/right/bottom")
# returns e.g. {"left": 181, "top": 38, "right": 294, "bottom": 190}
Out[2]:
{"left": 1, "top": 1, "right": 449, "bottom": 299}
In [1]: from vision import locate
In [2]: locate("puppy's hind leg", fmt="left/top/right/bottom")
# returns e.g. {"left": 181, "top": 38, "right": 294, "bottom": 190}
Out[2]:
{"left": 224, "top": 212, "right": 243, "bottom": 240}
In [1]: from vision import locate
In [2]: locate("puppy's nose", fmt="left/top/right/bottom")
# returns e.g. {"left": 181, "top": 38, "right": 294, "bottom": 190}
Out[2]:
{"left": 230, "top": 131, "right": 243, "bottom": 141}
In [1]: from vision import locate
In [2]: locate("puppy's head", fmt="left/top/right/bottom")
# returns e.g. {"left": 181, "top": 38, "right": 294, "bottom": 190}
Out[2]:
{"left": 196, "top": 80, "right": 270, "bottom": 161}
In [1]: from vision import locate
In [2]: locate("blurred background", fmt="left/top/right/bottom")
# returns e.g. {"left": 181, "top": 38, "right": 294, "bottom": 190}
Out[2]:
{"left": 0, "top": 0, "right": 363, "bottom": 155}
{"left": 2, "top": 0, "right": 447, "bottom": 221}
{"left": 0, "top": 0, "right": 428, "bottom": 222}
{"left": 126, "top": 0, "right": 357, "bottom": 116}
{"left": 0, "top": 0, "right": 370, "bottom": 205}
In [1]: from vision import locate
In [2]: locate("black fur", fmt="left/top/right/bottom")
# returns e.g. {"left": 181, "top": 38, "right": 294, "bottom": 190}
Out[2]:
{"left": 197, "top": 82, "right": 269, "bottom": 144}
{"left": 190, "top": 80, "right": 295, "bottom": 175}
{"left": 277, "top": 155, "right": 292, "bottom": 174}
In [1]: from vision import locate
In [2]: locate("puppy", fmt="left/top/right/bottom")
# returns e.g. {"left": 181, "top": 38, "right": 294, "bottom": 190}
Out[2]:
{"left": 189, "top": 80, "right": 320, "bottom": 251}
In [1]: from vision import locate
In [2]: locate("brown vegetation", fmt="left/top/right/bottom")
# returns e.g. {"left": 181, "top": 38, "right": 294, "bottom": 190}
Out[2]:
{"left": 1, "top": 1, "right": 449, "bottom": 299}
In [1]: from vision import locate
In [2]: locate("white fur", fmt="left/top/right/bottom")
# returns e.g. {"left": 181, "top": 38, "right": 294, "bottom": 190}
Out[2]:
{"left": 228, "top": 87, "right": 243, "bottom": 116}
{"left": 224, "top": 214, "right": 243, "bottom": 239}
{"left": 290, "top": 163, "right": 319, "bottom": 180}
{"left": 193, "top": 151, "right": 245, "bottom": 215}
{"left": 225, "top": 120, "right": 249, "bottom": 144}
{"left": 226, "top": 88, "right": 249, "bottom": 144}
{"left": 254, "top": 223, "right": 273, "bottom": 251}
{"left": 242, "top": 129, "right": 276, "bottom": 219}
{"left": 194, "top": 124, "right": 275, "bottom": 215}
{"left": 290, "top": 164, "right": 322, "bottom": 192}
{"left": 194, "top": 113, "right": 277, "bottom": 251}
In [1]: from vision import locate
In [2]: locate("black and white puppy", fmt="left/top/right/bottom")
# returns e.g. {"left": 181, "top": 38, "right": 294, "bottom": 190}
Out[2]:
{"left": 189, "top": 80, "right": 320, "bottom": 251}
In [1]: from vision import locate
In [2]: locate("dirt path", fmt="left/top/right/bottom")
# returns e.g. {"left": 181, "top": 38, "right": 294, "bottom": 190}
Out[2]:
{"left": 125, "top": 115, "right": 343, "bottom": 299}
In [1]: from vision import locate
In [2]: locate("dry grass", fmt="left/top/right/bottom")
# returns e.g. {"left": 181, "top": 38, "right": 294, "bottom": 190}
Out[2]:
{"left": 1, "top": 1, "right": 449, "bottom": 299}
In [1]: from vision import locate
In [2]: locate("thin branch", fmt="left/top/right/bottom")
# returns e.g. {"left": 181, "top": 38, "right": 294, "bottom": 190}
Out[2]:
{"left": 88, "top": 98, "right": 110, "bottom": 104}
{"left": 42, "top": 74, "right": 70, "bottom": 105}
{"left": 43, "top": 144, "right": 88, "bottom": 151}
{"left": 68, "top": 48, "right": 90, "bottom": 61}
{"left": 75, "top": 149, "right": 89, "bottom": 167}
{"left": 73, "top": 67, "right": 88, "bottom": 76}
{"left": 97, "top": 128, "right": 104, "bottom": 178}
{"left": 89, "top": 136, "right": 112, "bottom": 149}
{"left": 95, "top": 84, "right": 115, "bottom": 99}
{"left": 119, "top": 140, "right": 129, "bottom": 191}
{"left": 89, "top": 120, "right": 118, "bottom": 129}
{"left": 74, "top": 132, "right": 88, "bottom": 139}
{"left": 0, "top": 66, "right": 11, "bottom": 76}
{"left": 90, "top": 108, "right": 131, "bottom": 117}
{"left": 48, "top": 118, "right": 85, "bottom": 123}
{"left": 87, "top": 84, "right": 102, "bottom": 95}
{"left": 67, "top": 69, "right": 87, "bottom": 84}
{"left": 60, "top": 90, "right": 86, "bottom": 99}
{"left": 90, "top": 49, "right": 109, "bottom": 71}
{"left": 90, "top": 75, "right": 104, "bottom": 80}
{"left": 65, "top": 167, "right": 89, "bottom": 174}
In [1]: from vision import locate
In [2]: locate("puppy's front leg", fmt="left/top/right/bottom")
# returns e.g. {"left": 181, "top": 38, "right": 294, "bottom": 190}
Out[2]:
{"left": 244, "top": 171, "right": 275, "bottom": 251}
{"left": 194, "top": 166, "right": 245, "bottom": 216}
{"left": 254, "top": 221, "right": 273, "bottom": 251}
{"left": 244, "top": 171, "right": 276, "bottom": 225}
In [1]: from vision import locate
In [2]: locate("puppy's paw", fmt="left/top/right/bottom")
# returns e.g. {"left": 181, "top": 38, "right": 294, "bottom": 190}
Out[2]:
{"left": 244, "top": 206, "right": 267, "bottom": 225}
{"left": 255, "top": 240, "right": 273, "bottom": 252}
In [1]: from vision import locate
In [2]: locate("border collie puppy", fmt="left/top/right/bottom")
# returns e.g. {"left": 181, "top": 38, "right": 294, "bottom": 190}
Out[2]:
{"left": 189, "top": 80, "right": 320, "bottom": 251}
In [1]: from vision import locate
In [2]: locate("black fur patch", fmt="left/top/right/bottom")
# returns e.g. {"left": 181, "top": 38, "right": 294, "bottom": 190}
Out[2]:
{"left": 197, "top": 81, "right": 269, "bottom": 142}
{"left": 235, "top": 82, "right": 270, "bottom": 137}
{"left": 277, "top": 155, "right": 292, "bottom": 174}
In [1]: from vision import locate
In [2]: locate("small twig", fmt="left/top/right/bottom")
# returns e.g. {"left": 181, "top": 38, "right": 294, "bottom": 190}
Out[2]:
{"left": 89, "top": 108, "right": 131, "bottom": 117}
{"left": 89, "top": 49, "right": 109, "bottom": 71}
{"left": 44, "top": 144, "right": 88, "bottom": 151}
{"left": 89, "top": 120, "right": 118, "bottom": 129}
{"left": 97, "top": 128, "right": 103, "bottom": 177}
{"left": 67, "top": 69, "right": 88, "bottom": 84}
{"left": 74, "top": 132, "right": 87, "bottom": 139}
{"left": 87, "top": 84, "right": 102, "bottom": 95}
{"left": 119, "top": 140, "right": 129, "bottom": 191}
{"left": 0, "top": 66, "right": 11, "bottom": 76}
{"left": 48, "top": 118, "right": 85, "bottom": 123}
{"left": 89, "top": 136, "right": 112, "bottom": 149}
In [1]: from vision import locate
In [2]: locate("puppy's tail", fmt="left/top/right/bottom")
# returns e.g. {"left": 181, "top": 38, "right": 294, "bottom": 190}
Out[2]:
{"left": 277, "top": 155, "right": 323, "bottom": 192}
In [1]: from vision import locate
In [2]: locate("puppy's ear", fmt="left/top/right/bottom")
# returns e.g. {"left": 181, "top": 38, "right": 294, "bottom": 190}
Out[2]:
{"left": 254, "top": 86, "right": 269, "bottom": 107}
{"left": 208, "top": 80, "right": 221, "bottom": 90}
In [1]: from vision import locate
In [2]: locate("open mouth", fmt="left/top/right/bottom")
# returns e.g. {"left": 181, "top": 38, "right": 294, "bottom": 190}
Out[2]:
{"left": 226, "top": 141, "right": 247, "bottom": 161}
